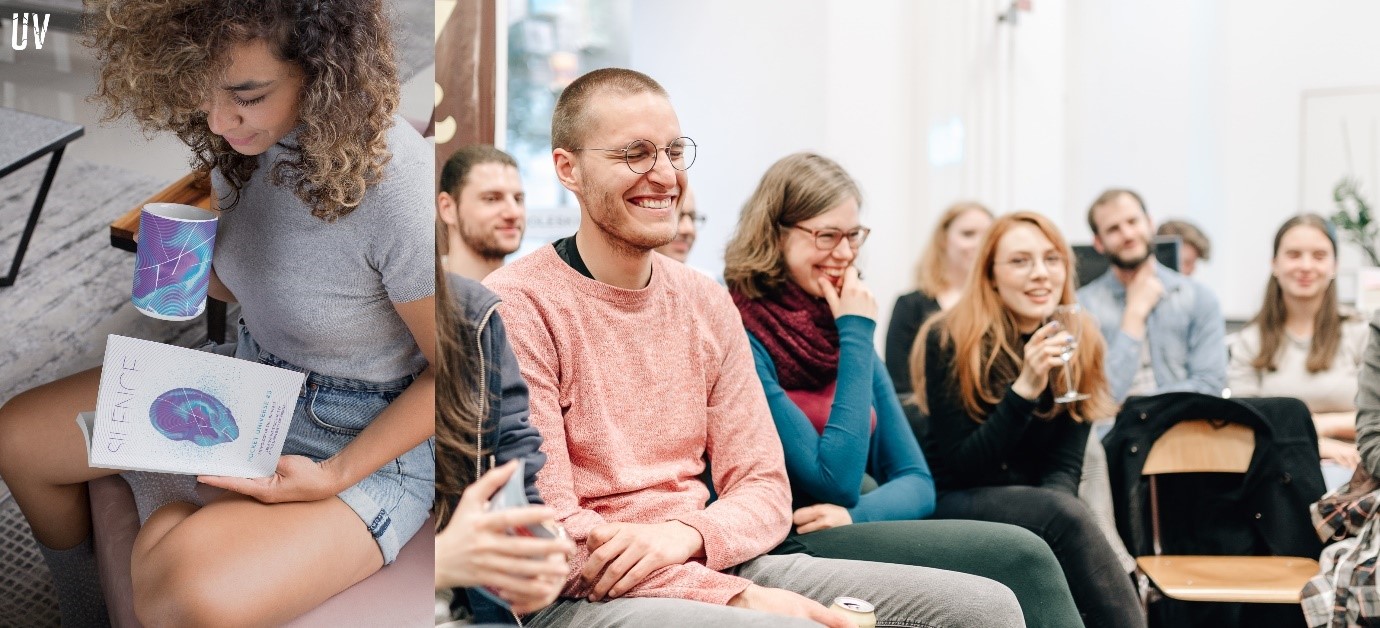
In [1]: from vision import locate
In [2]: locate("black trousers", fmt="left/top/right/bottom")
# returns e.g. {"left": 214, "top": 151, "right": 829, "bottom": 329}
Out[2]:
{"left": 934, "top": 485, "right": 1146, "bottom": 628}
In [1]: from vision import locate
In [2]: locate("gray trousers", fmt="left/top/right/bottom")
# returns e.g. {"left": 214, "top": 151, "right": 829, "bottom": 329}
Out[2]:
{"left": 524, "top": 553, "right": 1024, "bottom": 627}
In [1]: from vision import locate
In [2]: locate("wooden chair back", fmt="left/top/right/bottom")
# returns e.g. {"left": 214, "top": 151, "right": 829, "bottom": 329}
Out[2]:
{"left": 1142, "top": 419, "right": 1254, "bottom": 476}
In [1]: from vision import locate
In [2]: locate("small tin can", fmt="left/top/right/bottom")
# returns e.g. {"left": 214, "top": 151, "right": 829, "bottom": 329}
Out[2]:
{"left": 828, "top": 597, "right": 876, "bottom": 628}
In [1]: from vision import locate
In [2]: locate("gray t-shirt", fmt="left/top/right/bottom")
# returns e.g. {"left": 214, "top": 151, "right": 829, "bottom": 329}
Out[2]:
{"left": 212, "top": 116, "right": 434, "bottom": 381}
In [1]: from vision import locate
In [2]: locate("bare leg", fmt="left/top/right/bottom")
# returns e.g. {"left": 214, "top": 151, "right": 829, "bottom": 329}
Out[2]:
{"left": 131, "top": 491, "right": 383, "bottom": 627}
{"left": 0, "top": 367, "right": 119, "bottom": 548}
{"left": 0, "top": 367, "right": 125, "bottom": 625}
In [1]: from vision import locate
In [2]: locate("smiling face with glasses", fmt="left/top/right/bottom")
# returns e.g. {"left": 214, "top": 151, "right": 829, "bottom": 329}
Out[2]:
{"left": 991, "top": 223, "right": 1069, "bottom": 332}
{"left": 781, "top": 196, "right": 870, "bottom": 298}
{"left": 555, "top": 90, "right": 692, "bottom": 253}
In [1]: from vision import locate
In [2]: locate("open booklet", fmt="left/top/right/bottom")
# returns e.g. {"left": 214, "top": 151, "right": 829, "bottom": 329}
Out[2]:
{"left": 75, "top": 334, "right": 305, "bottom": 477}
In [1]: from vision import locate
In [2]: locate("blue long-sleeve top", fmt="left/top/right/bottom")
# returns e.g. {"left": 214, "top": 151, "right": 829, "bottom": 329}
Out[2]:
{"left": 748, "top": 315, "right": 936, "bottom": 523}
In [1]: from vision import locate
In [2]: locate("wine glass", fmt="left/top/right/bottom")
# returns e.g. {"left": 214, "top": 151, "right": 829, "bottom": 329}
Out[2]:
{"left": 1051, "top": 304, "right": 1090, "bottom": 403}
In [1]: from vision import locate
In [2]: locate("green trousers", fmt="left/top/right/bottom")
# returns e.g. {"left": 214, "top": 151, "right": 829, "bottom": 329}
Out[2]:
{"left": 772, "top": 519, "right": 1084, "bottom": 628}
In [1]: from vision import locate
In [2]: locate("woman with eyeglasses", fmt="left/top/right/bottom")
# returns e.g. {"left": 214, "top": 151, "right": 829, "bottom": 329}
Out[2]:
{"left": 724, "top": 153, "right": 1082, "bottom": 628}
{"left": 911, "top": 211, "right": 1143, "bottom": 628}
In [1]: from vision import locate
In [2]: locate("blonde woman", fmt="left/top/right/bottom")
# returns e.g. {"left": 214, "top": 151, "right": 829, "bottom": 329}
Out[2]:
{"left": 884, "top": 202, "right": 993, "bottom": 395}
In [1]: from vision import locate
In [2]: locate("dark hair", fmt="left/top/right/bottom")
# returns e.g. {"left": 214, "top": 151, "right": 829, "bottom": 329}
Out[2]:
{"left": 434, "top": 270, "right": 482, "bottom": 528}
{"left": 551, "top": 68, "right": 667, "bottom": 151}
{"left": 1249, "top": 213, "right": 1350, "bottom": 374}
{"left": 87, "top": 0, "right": 400, "bottom": 221}
{"left": 1086, "top": 188, "right": 1148, "bottom": 236}
{"left": 440, "top": 145, "right": 518, "bottom": 196}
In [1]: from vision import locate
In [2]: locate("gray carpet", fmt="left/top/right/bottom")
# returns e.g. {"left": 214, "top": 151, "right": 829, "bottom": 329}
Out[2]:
{"left": 0, "top": 477, "right": 60, "bottom": 627}
{"left": 0, "top": 158, "right": 210, "bottom": 406}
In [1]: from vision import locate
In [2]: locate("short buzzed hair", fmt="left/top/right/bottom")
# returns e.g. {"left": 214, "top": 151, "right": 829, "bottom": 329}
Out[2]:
{"left": 551, "top": 68, "right": 668, "bottom": 151}
{"left": 1086, "top": 188, "right": 1148, "bottom": 236}
{"left": 440, "top": 145, "right": 517, "bottom": 196}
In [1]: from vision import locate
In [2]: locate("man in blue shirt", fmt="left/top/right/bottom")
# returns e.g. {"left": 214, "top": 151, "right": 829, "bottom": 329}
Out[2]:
{"left": 1076, "top": 189, "right": 1226, "bottom": 403}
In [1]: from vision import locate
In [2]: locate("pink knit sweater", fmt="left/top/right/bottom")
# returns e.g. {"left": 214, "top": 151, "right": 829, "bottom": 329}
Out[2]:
{"left": 484, "top": 245, "right": 792, "bottom": 604}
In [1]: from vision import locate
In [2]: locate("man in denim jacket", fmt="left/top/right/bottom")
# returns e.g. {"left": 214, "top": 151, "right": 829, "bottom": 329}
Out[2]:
{"left": 1076, "top": 189, "right": 1226, "bottom": 403}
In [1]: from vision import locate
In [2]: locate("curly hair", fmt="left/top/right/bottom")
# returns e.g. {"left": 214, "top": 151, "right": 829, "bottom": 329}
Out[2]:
{"left": 86, "top": 0, "right": 400, "bottom": 221}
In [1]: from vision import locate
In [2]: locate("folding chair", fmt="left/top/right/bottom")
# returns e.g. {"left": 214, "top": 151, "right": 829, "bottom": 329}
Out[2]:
{"left": 1136, "top": 419, "right": 1320, "bottom": 604}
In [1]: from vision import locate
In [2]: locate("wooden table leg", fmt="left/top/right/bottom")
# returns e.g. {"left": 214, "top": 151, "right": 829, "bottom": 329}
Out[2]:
{"left": 0, "top": 146, "right": 65, "bottom": 287}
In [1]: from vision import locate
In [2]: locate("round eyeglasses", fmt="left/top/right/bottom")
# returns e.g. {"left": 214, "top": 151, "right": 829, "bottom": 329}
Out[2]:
{"left": 997, "top": 253, "right": 1067, "bottom": 275}
{"left": 571, "top": 137, "right": 697, "bottom": 175}
{"left": 790, "top": 225, "right": 871, "bottom": 250}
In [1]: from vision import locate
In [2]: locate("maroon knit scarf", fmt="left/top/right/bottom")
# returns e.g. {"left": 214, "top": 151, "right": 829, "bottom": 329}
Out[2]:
{"left": 732, "top": 281, "right": 839, "bottom": 390}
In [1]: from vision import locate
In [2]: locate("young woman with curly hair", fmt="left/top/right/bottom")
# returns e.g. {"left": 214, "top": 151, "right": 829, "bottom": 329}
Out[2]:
{"left": 433, "top": 268, "right": 572, "bottom": 624}
{"left": 0, "top": 1, "right": 434, "bottom": 624}
{"left": 912, "top": 212, "right": 1142, "bottom": 627}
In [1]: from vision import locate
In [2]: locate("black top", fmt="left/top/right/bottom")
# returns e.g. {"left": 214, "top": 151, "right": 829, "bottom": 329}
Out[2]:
{"left": 884, "top": 290, "right": 942, "bottom": 395}
{"left": 553, "top": 235, "right": 594, "bottom": 279}
{"left": 920, "top": 325, "right": 1089, "bottom": 495}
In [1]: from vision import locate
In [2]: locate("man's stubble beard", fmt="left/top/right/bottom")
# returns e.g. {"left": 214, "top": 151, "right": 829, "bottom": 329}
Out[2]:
{"left": 584, "top": 187, "right": 677, "bottom": 256}
{"left": 1106, "top": 234, "right": 1154, "bottom": 271}
{"left": 459, "top": 220, "right": 521, "bottom": 263}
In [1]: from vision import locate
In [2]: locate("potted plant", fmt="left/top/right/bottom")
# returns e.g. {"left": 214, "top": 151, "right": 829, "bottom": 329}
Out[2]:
{"left": 1334, "top": 177, "right": 1380, "bottom": 312}
{"left": 1333, "top": 177, "right": 1380, "bottom": 265}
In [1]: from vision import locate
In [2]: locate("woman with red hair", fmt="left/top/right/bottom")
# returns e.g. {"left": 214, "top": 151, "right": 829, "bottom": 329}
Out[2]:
{"left": 913, "top": 211, "right": 1143, "bottom": 628}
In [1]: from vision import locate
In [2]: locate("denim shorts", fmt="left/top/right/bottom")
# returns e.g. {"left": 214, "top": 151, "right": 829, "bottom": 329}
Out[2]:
{"left": 213, "top": 322, "right": 434, "bottom": 564}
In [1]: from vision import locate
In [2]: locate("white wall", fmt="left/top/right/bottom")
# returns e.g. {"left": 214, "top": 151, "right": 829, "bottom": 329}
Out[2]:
{"left": 628, "top": 0, "right": 1380, "bottom": 334}
{"left": 1066, "top": 0, "right": 1380, "bottom": 319}
{"left": 630, "top": 0, "right": 833, "bottom": 285}
{"left": 631, "top": 0, "right": 1066, "bottom": 347}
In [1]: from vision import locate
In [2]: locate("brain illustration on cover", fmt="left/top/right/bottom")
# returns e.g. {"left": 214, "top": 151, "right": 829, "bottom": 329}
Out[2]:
{"left": 149, "top": 388, "right": 239, "bottom": 446}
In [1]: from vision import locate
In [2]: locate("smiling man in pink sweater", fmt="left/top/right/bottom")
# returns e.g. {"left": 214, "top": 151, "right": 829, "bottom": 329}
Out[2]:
{"left": 484, "top": 68, "right": 1022, "bottom": 627}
